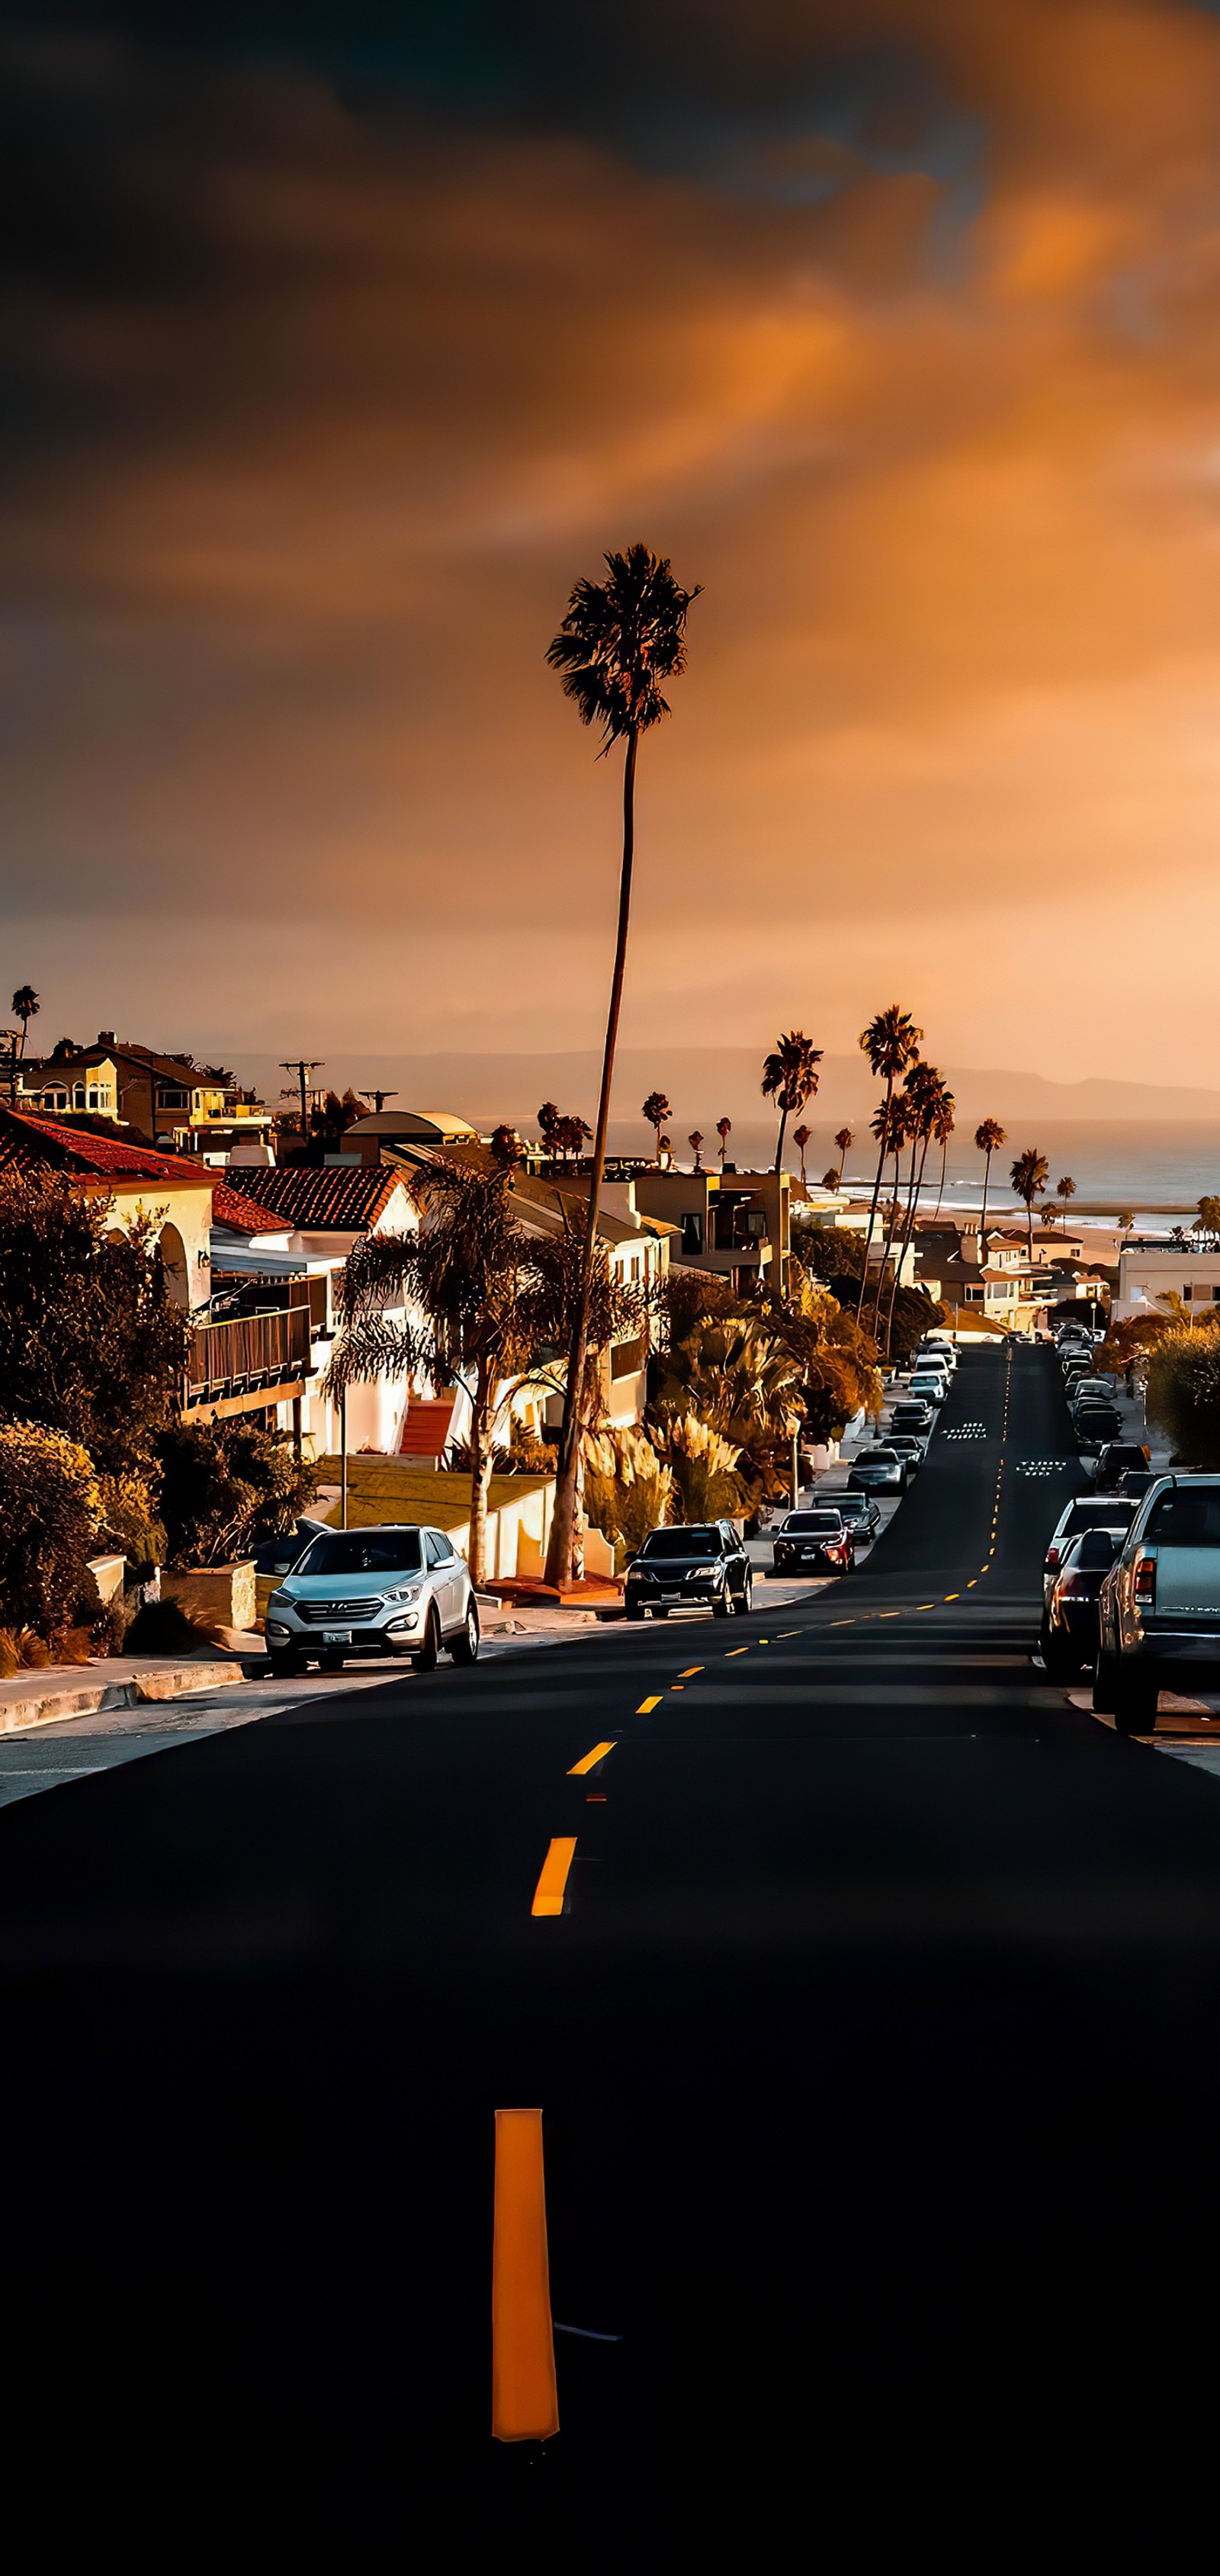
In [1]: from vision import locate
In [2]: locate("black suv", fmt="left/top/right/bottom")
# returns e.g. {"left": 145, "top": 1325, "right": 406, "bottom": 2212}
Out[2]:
{"left": 625, "top": 1522, "right": 753, "bottom": 1620}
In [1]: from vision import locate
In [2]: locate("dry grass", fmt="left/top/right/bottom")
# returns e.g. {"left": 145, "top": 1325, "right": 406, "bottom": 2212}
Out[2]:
{"left": 313, "top": 1458, "right": 551, "bottom": 1532}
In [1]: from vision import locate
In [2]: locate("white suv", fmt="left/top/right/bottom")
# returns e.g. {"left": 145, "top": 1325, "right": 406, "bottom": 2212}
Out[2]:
{"left": 265, "top": 1522, "right": 479, "bottom": 1676}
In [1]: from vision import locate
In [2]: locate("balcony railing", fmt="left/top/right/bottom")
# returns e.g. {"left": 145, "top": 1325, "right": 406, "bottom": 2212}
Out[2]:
{"left": 183, "top": 1306, "right": 312, "bottom": 1408}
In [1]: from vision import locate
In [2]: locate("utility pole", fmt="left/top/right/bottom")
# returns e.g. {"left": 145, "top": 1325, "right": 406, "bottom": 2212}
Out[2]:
{"left": 1, "top": 1030, "right": 19, "bottom": 1109}
{"left": 279, "top": 1058, "right": 323, "bottom": 1151}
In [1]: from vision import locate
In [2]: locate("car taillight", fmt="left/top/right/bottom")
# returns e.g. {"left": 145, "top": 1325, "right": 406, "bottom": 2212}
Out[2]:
{"left": 1133, "top": 1555, "right": 1156, "bottom": 1605}
{"left": 1045, "top": 1547, "right": 1060, "bottom": 1570}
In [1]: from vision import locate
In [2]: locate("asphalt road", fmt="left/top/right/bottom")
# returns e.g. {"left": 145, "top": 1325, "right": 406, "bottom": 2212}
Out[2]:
{"left": 5, "top": 1342, "right": 1220, "bottom": 2539}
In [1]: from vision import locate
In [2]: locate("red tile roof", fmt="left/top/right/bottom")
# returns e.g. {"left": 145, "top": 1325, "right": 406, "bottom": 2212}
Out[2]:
{"left": 0, "top": 1109, "right": 285, "bottom": 1235}
{"left": 235, "top": 1164, "right": 405, "bottom": 1231}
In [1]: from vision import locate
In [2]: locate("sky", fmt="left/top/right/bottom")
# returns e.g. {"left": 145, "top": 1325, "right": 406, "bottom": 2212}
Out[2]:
{"left": 5, "top": 0, "right": 1220, "bottom": 1081}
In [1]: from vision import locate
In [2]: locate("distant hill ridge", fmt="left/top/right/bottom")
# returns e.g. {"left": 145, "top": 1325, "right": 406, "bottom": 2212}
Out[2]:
{"left": 223, "top": 1047, "right": 1220, "bottom": 1132}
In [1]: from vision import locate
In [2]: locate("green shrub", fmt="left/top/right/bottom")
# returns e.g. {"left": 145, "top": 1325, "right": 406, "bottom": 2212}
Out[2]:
{"left": 158, "top": 1419, "right": 318, "bottom": 1567}
{"left": 0, "top": 1423, "right": 100, "bottom": 1637}
{"left": 1145, "top": 1322, "right": 1220, "bottom": 1466}
{"left": 124, "top": 1597, "right": 216, "bottom": 1654}
{"left": 96, "top": 1471, "right": 165, "bottom": 1574}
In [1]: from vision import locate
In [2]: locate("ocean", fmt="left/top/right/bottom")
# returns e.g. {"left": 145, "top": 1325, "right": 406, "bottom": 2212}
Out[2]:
{"left": 605, "top": 1116, "right": 1220, "bottom": 1216}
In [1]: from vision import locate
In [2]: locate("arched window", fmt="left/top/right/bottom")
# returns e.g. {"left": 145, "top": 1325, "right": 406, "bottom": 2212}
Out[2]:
{"left": 73, "top": 1084, "right": 85, "bottom": 1110}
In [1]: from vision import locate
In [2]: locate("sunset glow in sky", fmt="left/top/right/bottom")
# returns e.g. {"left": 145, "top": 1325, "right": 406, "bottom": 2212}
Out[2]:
{"left": 7, "top": 1, "right": 1220, "bottom": 1079}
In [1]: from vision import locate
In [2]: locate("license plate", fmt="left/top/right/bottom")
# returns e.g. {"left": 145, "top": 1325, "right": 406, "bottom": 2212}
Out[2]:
{"left": 322, "top": 1628, "right": 352, "bottom": 1645}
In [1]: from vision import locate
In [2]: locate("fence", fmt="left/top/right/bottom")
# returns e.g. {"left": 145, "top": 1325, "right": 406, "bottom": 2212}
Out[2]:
{"left": 183, "top": 1306, "right": 312, "bottom": 1406}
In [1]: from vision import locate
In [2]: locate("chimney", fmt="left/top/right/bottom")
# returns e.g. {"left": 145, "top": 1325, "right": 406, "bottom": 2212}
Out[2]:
{"left": 97, "top": 1030, "right": 115, "bottom": 1046}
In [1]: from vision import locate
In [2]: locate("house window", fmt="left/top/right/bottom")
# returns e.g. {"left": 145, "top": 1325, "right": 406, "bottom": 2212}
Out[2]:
{"left": 87, "top": 1088, "right": 99, "bottom": 1110}
{"left": 681, "top": 1213, "right": 704, "bottom": 1254}
{"left": 73, "top": 1084, "right": 85, "bottom": 1109}
{"left": 159, "top": 1087, "right": 189, "bottom": 1110}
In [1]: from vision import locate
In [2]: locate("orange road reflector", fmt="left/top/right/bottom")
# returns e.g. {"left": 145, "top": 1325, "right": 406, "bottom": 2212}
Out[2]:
{"left": 492, "top": 2109, "right": 560, "bottom": 2443}
{"left": 944, "top": 1592, "right": 960, "bottom": 1601}
{"left": 567, "top": 1741, "right": 615, "bottom": 1776}
{"left": 725, "top": 1646, "right": 750, "bottom": 1656}
{"left": 678, "top": 1665, "right": 704, "bottom": 1678}
{"left": 879, "top": 1611, "right": 900, "bottom": 1620}
{"left": 531, "top": 1838, "right": 576, "bottom": 1917}
{"left": 917, "top": 1603, "right": 935, "bottom": 1611}
{"left": 637, "top": 1694, "right": 662, "bottom": 1714}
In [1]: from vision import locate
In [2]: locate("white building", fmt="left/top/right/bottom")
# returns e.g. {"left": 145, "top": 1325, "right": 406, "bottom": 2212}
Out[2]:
{"left": 1113, "top": 1245, "right": 1220, "bottom": 1322}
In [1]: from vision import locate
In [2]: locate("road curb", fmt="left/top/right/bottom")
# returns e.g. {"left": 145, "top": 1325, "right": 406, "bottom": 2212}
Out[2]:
{"left": 0, "top": 1660, "right": 247, "bottom": 1737}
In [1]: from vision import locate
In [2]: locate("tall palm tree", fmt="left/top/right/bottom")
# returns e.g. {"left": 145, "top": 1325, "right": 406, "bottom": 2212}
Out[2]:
{"left": 974, "top": 1118, "right": 1006, "bottom": 1276}
{"left": 1010, "top": 1147, "right": 1049, "bottom": 1257}
{"left": 833, "top": 1126, "right": 853, "bottom": 1185}
{"left": 792, "top": 1123, "right": 811, "bottom": 1187}
{"left": 855, "top": 1005, "right": 923, "bottom": 1322}
{"left": 761, "top": 1029, "right": 823, "bottom": 1177}
{"left": 688, "top": 1130, "right": 705, "bottom": 1172}
{"left": 884, "top": 1063, "right": 946, "bottom": 1351}
{"left": 1056, "top": 1176, "right": 1077, "bottom": 1219}
{"left": 642, "top": 1090, "right": 671, "bottom": 1158}
{"left": 716, "top": 1116, "right": 732, "bottom": 1169}
{"left": 929, "top": 1084, "right": 957, "bottom": 1222}
{"left": 11, "top": 986, "right": 39, "bottom": 1055}
{"left": 865, "top": 1094, "right": 910, "bottom": 1330}
{"left": 544, "top": 542, "right": 701, "bottom": 1585}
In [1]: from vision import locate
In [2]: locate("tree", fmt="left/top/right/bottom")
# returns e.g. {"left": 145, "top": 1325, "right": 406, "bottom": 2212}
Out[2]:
{"left": 865, "top": 1094, "right": 910, "bottom": 1334}
{"left": 792, "top": 1123, "right": 811, "bottom": 1187}
{"left": 538, "top": 1101, "right": 562, "bottom": 1158}
{"left": 11, "top": 985, "right": 40, "bottom": 1055}
{"left": 884, "top": 1063, "right": 949, "bottom": 1354}
{"left": 0, "top": 1168, "right": 191, "bottom": 1483}
{"left": 716, "top": 1116, "right": 732, "bottom": 1168}
{"left": 0, "top": 1422, "right": 98, "bottom": 1640}
{"left": 855, "top": 1006, "right": 923, "bottom": 1322}
{"left": 158, "top": 1418, "right": 316, "bottom": 1569}
{"left": 544, "top": 541, "right": 701, "bottom": 1585}
{"left": 641, "top": 1091, "right": 671, "bottom": 1158}
{"left": 1146, "top": 1318, "right": 1220, "bottom": 1464}
{"left": 650, "top": 1312, "right": 802, "bottom": 1510}
{"left": 556, "top": 1114, "right": 592, "bottom": 1165}
{"left": 1010, "top": 1148, "right": 1049, "bottom": 1257}
{"left": 583, "top": 1426, "right": 673, "bottom": 1555}
{"left": 1057, "top": 1175, "right": 1077, "bottom": 1213}
{"left": 929, "top": 1083, "right": 956, "bottom": 1222}
{"left": 833, "top": 1126, "right": 853, "bottom": 1184}
{"left": 489, "top": 1124, "right": 521, "bottom": 1170}
{"left": 974, "top": 1117, "right": 1006, "bottom": 1267}
{"left": 650, "top": 1413, "right": 744, "bottom": 1521}
{"left": 761, "top": 1031, "right": 823, "bottom": 1177}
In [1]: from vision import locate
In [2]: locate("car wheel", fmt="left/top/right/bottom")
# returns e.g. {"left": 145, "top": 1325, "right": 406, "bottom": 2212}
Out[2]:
{"left": 713, "top": 1585, "right": 734, "bottom": 1619}
{"left": 626, "top": 1604, "right": 645, "bottom": 1621}
{"left": 413, "top": 1608, "right": 441, "bottom": 1672}
{"left": 450, "top": 1603, "right": 480, "bottom": 1666}
{"left": 1092, "top": 1640, "right": 1120, "bottom": 1713}
{"left": 1112, "top": 1664, "right": 1158, "bottom": 1735}
{"left": 740, "top": 1574, "right": 753, "bottom": 1614}
{"left": 319, "top": 1650, "right": 345, "bottom": 1672}
{"left": 1039, "top": 1619, "right": 1077, "bottom": 1683}
{"left": 268, "top": 1653, "right": 301, "bottom": 1679}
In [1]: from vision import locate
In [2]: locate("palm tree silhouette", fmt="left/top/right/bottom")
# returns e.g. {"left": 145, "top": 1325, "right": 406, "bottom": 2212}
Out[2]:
{"left": 761, "top": 1030, "right": 822, "bottom": 1177}
{"left": 885, "top": 1063, "right": 949, "bottom": 1352}
{"left": 855, "top": 1005, "right": 923, "bottom": 1322}
{"left": 833, "top": 1126, "right": 853, "bottom": 1185}
{"left": 688, "top": 1130, "right": 705, "bottom": 1172}
{"left": 974, "top": 1118, "right": 1006, "bottom": 1277}
{"left": 867, "top": 1094, "right": 910, "bottom": 1332}
{"left": 11, "top": 985, "right": 39, "bottom": 1056}
{"left": 544, "top": 542, "right": 701, "bottom": 1585}
{"left": 716, "top": 1116, "right": 732, "bottom": 1169}
{"left": 1010, "top": 1147, "right": 1049, "bottom": 1258}
{"left": 642, "top": 1090, "right": 671, "bottom": 1159}
{"left": 792, "top": 1123, "right": 811, "bottom": 1187}
{"left": 929, "top": 1084, "right": 956, "bottom": 1222}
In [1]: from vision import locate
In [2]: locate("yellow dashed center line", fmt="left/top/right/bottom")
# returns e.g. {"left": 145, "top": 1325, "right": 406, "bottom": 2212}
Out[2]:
{"left": 778, "top": 1630, "right": 801, "bottom": 1640}
{"left": 678, "top": 1666, "right": 704, "bottom": 1678}
{"left": 637, "top": 1695, "right": 662, "bottom": 1715}
{"left": 725, "top": 1646, "right": 750, "bottom": 1657}
{"left": 531, "top": 1839, "right": 577, "bottom": 1917}
{"left": 567, "top": 1740, "right": 616, "bottom": 1777}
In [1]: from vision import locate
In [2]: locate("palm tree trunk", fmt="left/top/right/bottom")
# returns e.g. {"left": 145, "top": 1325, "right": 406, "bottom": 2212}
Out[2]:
{"left": 933, "top": 1134, "right": 949, "bottom": 1223}
{"left": 546, "top": 725, "right": 638, "bottom": 1588}
{"left": 467, "top": 1360, "right": 496, "bottom": 1588}
{"left": 886, "top": 1130, "right": 928, "bottom": 1354}
{"left": 872, "top": 1146, "right": 904, "bottom": 1338}
{"left": 773, "top": 1100, "right": 788, "bottom": 1177}
{"left": 978, "top": 1150, "right": 992, "bottom": 1318}
{"left": 854, "top": 1081, "right": 894, "bottom": 1324}
{"left": 1026, "top": 1196, "right": 1033, "bottom": 1259}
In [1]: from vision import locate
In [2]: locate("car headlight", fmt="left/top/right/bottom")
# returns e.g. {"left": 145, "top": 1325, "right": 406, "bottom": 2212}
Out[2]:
{"left": 384, "top": 1583, "right": 421, "bottom": 1604}
{"left": 268, "top": 1588, "right": 291, "bottom": 1611}
{"left": 688, "top": 1561, "right": 719, "bottom": 1576}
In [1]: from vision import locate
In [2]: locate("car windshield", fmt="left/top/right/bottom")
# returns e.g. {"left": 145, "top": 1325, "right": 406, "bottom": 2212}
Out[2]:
{"left": 1064, "top": 1531, "right": 1119, "bottom": 1569}
{"left": 837, "top": 1498, "right": 872, "bottom": 1516}
{"left": 861, "top": 1449, "right": 897, "bottom": 1463}
{"left": 1061, "top": 1502, "right": 1134, "bottom": 1540}
{"left": 783, "top": 1513, "right": 842, "bottom": 1533}
{"left": 294, "top": 1529, "right": 425, "bottom": 1576}
{"left": 1146, "top": 1488, "right": 1220, "bottom": 1547}
{"left": 640, "top": 1527, "right": 723, "bottom": 1559}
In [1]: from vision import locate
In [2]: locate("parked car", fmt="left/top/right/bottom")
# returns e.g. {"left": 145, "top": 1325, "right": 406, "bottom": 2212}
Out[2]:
{"left": 888, "top": 1434, "right": 926, "bottom": 1474}
{"left": 1074, "top": 1401, "right": 1123, "bottom": 1450}
{"left": 1044, "top": 1495, "right": 1135, "bottom": 1600}
{"left": 907, "top": 1373, "right": 947, "bottom": 1407}
{"left": 849, "top": 1447, "right": 909, "bottom": 1494}
{"left": 917, "top": 1337, "right": 958, "bottom": 1371}
{"left": 252, "top": 1514, "right": 332, "bottom": 1577}
{"left": 835, "top": 1493, "right": 882, "bottom": 1545}
{"left": 1092, "top": 1439, "right": 1150, "bottom": 1492}
{"left": 772, "top": 1508, "right": 855, "bottom": 1575}
{"left": 1119, "top": 1468, "right": 1157, "bottom": 1499}
{"left": 1068, "top": 1377, "right": 1113, "bottom": 1412}
{"left": 264, "top": 1522, "right": 479, "bottom": 1676}
{"left": 625, "top": 1520, "right": 753, "bottom": 1620}
{"left": 891, "top": 1399, "right": 933, "bottom": 1434}
{"left": 1094, "top": 1474, "right": 1220, "bottom": 1729}
{"left": 1039, "top": 1528, "right": 1120, "bottom": 1679}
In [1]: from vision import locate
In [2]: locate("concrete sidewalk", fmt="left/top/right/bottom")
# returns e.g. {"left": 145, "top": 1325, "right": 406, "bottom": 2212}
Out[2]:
{"left": 0, "top": 1649, "right": 258, "bottom": 1737}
